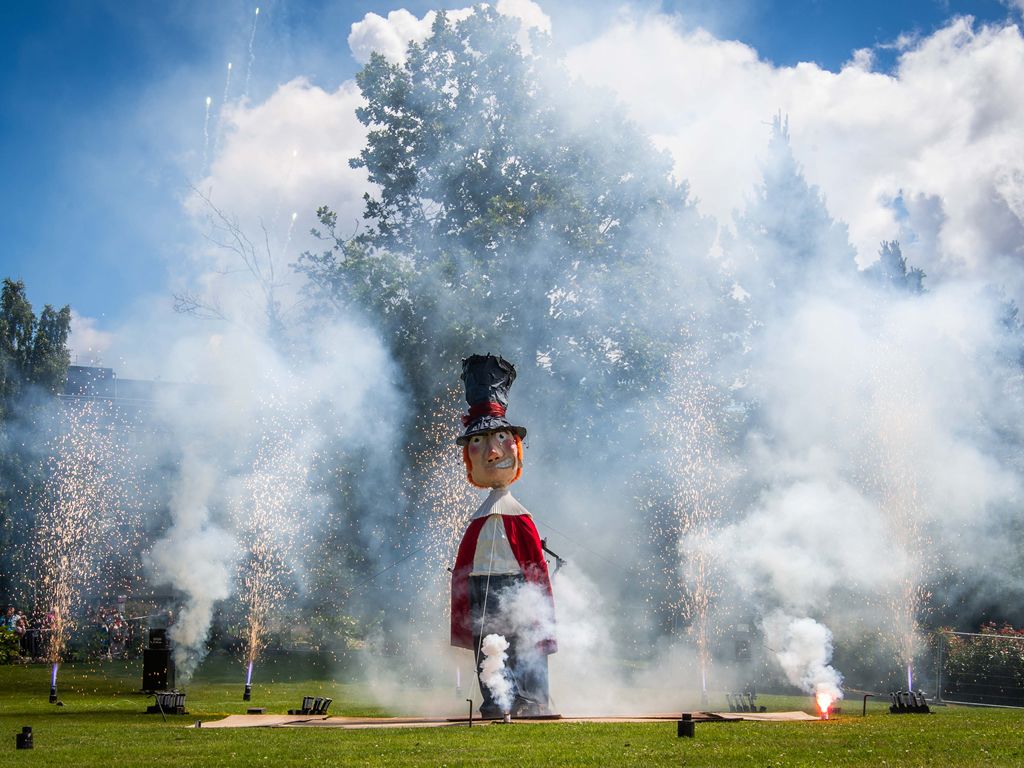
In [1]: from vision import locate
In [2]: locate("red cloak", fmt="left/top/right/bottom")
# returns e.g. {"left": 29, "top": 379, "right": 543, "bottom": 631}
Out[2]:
{"left": 450, "top": 513, "right": 557, "bottom": 653}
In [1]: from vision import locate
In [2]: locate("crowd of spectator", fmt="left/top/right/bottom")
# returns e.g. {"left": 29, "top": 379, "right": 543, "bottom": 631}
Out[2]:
{"left": 1, "top": 602, "right": 143, "bottom": 661}
{"left": 2, "top": 604, "right": 51, "bottom": 659}
{"left": 92, "top": 605, "right": 134, "bottom": 659}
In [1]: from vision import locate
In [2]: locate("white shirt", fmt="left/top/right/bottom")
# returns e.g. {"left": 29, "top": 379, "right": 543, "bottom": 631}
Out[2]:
{"left": 470, "top": 488, "right": 531, "bottom": 576}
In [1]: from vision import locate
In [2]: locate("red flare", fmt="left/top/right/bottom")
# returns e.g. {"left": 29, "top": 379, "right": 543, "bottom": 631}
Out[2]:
{"left": 816, "top": 691, "right": 834, "bottom": 719}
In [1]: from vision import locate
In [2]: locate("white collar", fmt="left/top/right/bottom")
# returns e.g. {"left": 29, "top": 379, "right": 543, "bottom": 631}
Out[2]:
{"left": 471, "top": 487, "right": 530, "bottom": 519}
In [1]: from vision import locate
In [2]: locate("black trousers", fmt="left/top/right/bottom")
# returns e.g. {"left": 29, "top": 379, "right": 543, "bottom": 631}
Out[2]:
{"left": 469, "top": 574, "right": 550, "bottom": 716}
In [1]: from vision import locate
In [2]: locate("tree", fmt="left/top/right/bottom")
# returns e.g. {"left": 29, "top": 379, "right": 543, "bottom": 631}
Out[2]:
{"left": 728, "top": 114, "right": 857, "bottom": 313}
{"left": 863, "top": 240, "right": 925, "bottom": 294}
{"left": 0, "top": 279, "right": 36, "bottom": 410}
{"left": 300, "top": 7, "right": 713, "bottom": 434}
{"left": 0, "top": 278, "right": 73, "bottom": 599}
{"left": 299, "top": 8, "right": 741, "bottom": 644}
{"left": 0, "top": 278, "right": 72, "bottom": 413}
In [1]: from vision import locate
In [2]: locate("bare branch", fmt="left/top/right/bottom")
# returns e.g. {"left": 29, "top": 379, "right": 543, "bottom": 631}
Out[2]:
{"left": 187, "top": 186, "right": 288, "bottom": 332}
{"left": 172, "top": 290, "right": 226, "bottom": 320}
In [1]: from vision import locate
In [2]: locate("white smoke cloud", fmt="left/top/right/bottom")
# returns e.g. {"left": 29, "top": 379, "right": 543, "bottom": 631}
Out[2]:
{"left": 148, "top": 451, "right": 237, "bottom": 680}
{"left": 711, "top": 478, "right": 901, "bottom": 613}
{"left": 763, "top": 612, "right": 843, "bottom": 703}
{"left": 137, "top": 309, "right": 399, "bottom": 680}
{"left": 704, "top": 272, "right": 1024, "bottom": 664}
{"left": 479, "top": 633, "right": 514, "bottom": 713}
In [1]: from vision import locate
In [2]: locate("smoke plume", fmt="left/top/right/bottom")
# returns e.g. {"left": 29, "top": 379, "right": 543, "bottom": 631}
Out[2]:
{"left": 479, "top": 633, "right": 514, "bottom": 713}
{"left": 764, "top": 612, "right": 843, "bottom": 703}
{"left": 148, "top": 451, "right": 237, "bottom": 680}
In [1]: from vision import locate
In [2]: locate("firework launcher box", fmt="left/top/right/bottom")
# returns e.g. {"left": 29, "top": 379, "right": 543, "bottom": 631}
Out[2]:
{"left": 15, "top": 727, "right": 32, "bottom": 750}
{"left": 142, "top": 629, "right": 175, "bottom": 691}
{"left": 289, "top": 697, "right": 332, "bottom": 715}
{"left": 146, "top": 691, "right": 187, "bottom": 715}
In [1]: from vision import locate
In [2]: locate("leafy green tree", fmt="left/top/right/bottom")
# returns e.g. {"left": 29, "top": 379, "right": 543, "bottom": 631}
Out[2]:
{"left": 0, "top": 278, "right": 72, "bottom": 600}
{"left": 0, "top": 279, "right": 71, "bottom": 412}
{"left": 30, "top": 304, "right": 72, "bottom": 393}
{"left": 301, "top": 7, "right": 712, "bottom": 430}
{"left": 0, "top": 279, "right": 36, "bottom": 411}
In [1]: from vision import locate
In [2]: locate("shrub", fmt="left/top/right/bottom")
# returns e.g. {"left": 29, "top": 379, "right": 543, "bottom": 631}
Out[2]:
{"left": 0, "top": 628, "right": 21, "bottom": 664}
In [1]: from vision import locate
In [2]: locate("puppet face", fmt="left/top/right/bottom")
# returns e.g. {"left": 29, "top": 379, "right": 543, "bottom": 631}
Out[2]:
{"left": 467, "top": 430, "right": 520, "bottom": 488}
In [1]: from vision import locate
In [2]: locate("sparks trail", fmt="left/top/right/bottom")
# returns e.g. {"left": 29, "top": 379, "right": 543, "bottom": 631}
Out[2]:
{"left": 382, "top": 386, "right": 479, "bottom": 654}
{"left": 271, "top": 149, "right": 299, "bottom": 237}
{"left": 280, "top": 212, "right": 298, "bottom": 261}
{"left": 215, "top": 62, "right": 233, "bottom": 154}
{"left": 202, "top": 96, "right": 213, "bottom": 175}
{"left": 244, "top": 7, "right": 260, "bottom": 100}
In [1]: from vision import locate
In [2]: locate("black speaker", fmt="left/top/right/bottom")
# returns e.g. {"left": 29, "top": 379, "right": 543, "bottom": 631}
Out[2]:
{"left": 148, "top": 628, "right": 168, "bottom": 649}
{"left": 143, "top": 648, "right": 175, "bottom": 691}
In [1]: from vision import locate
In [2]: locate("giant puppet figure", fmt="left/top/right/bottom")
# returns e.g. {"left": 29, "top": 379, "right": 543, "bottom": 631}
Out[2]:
{"left": 450, "top": 354, "right": 556, "bottom": 718}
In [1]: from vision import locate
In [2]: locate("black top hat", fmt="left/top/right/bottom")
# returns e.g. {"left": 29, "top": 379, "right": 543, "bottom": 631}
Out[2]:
{"left": 456, "top": 354, "right": 528, "bottom": 445}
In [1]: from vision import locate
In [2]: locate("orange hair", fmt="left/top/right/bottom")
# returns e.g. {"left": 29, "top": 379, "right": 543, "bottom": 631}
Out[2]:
{"left": 462, "top": 434, "right": 523, "bottom": 488}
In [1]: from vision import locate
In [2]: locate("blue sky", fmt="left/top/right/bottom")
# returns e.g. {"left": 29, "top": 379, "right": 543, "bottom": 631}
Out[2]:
{"left": 0, "top": 0, "right": 1019, "bottom": 331}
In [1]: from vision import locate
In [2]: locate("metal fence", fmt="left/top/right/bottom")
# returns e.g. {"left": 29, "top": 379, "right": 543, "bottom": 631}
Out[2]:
{"left": 937, "top": 629, "right": 1024, "bottom": 708}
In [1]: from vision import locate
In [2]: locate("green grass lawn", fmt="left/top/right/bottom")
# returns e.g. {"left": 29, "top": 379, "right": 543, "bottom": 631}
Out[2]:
{"left": 1, "top": 658, "right": 1022, "bottom": 767}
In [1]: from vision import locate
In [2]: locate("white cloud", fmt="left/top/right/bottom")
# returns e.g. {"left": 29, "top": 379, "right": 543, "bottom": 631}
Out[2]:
{"left": 565, "top": 13, "right": 1024, "bottom": 291}
{"left": 1001, "top": 0, "right": 1024, "bottom": 18}
{"left": 496, "top": 0, "right": 552, "bottom": 32}
{"left": 185, "top": 77, "right": 370, "bottom": 325}
{"left": 348, "top": 3, "right": 551, "bottom": 65}
{"left": 846, "top": 47, "right": 874, "bottom": 70}
{"left": 347, "top": 9, "right": 439, "bottom": 65}
{"left": 496, "top": 0, "right": 552, "bottom": 50}
{"left": 69, "top": 310, "right": 114, "bottom": 366}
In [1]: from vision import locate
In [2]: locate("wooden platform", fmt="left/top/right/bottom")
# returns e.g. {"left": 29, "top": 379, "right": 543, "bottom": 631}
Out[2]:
{"left": 197, "top": 711, "right": 817, "bottom": 729}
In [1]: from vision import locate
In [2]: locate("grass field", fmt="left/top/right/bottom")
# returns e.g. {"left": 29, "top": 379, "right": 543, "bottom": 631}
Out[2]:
{"left": 1, "top": 656, "right": 1022, "bottom": 767}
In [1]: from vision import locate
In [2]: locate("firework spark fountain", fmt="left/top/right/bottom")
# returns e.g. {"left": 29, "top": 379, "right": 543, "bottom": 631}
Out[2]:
{"left": 230, "top": 396, "right": 321, "bottom": 700}
{"left": 420, "top": 388, "right": 479, "bottom": 571}
{"left": 867, "top": 348, "right": 933, "bottom": 689}
{"left": 30, "top": 400, "right": 124, "bottom": 689}
{"left": 402, "top": 386, "right": 480, "bottom": 649}
{"left": 646, "top": 338, "right": 730, "bottom": 697}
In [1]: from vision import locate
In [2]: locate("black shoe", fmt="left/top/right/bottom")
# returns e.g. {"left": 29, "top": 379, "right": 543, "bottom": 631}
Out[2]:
{"left": 479, "top": 704, "right": 503, "bottom": 719}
